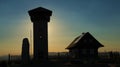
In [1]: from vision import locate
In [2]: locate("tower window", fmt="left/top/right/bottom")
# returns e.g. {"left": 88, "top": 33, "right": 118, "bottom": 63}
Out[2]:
{"left": 40, "top": 36, "right": 42, "bottom": 38}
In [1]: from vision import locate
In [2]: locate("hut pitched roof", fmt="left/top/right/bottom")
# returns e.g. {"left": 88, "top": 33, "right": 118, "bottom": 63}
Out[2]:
{"left": 66, "top": 32, "right": 104, "bottom": 49}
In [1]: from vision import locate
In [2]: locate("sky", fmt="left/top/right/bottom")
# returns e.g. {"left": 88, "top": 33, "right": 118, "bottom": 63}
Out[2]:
{"left": 0, "top": 0, "right": 120, "bottom": 56}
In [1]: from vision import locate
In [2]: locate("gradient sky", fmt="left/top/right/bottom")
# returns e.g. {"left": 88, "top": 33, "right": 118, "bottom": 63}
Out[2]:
{"left": 0, "top": 0, "right": 120, "bottom": 56}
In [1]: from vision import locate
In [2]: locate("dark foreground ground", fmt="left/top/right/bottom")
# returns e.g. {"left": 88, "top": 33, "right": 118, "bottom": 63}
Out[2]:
{"left": 1, "top": 58, "right": 120, "bottom": 67}
{"left": 10, "top": 62, "right": 110, "bottom": 67}
{"left": 4, "top": 60, "right": 120, "bottom": 67}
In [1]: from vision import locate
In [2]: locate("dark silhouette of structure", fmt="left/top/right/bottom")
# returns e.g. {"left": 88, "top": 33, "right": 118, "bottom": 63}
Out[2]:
{"left": 8, "top": 54, "right": 11, "bottom": 65}
{"left": 66, "top": 32, "right": 104, "bottom": 60}
{"left": 8, "top": 54, "right": 10, "bottom": 62}
{"left": 21, "top": 38, "right": 30, "bottom": 63}
{"left": 28, "top": 7, "right": 52, "bottom": 61}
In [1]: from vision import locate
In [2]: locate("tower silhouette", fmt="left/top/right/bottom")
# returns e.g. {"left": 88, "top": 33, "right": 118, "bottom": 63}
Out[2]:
{"left": 28, "top": 7, "right": 52, "bottom": 61}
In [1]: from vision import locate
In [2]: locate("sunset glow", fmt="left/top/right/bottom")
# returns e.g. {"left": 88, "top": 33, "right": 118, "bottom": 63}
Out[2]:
{"left": 0, "top": 0, "right": 120, "bottom": 56}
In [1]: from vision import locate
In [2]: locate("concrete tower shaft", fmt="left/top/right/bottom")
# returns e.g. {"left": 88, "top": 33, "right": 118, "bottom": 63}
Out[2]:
{"left": 28, "top": 7, "right": 52, "bottom": 61}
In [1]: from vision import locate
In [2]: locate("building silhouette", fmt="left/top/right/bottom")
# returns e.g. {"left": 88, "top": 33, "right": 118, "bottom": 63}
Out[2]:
{"left": 21, "top": 38, "right": 30, "bottom": 63}
{"left": 66, "top": 32, "right": 104, "bottom": 60}
{"left": 28, "top": 7, "right": 52, "bottom": 61}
